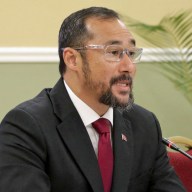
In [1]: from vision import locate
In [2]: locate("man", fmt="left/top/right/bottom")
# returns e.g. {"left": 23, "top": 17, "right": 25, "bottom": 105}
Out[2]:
{"left": 0, "top": 7, "right": 186, "bottom": 192}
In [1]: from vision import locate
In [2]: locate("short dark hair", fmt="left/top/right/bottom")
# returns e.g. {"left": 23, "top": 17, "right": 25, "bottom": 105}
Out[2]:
{"left": 58, "top": 7, "right": 120, "bottom": 75}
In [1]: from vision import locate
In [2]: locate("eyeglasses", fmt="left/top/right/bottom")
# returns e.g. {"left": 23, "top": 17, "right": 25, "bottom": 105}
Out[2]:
{"left": 73, "top": 44, "right": 143, "bottom": 63}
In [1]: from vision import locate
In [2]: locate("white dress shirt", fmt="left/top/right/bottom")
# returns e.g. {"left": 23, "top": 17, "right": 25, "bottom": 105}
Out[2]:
{"left": 64, "top": 80, "right": 113, "bottom": 156}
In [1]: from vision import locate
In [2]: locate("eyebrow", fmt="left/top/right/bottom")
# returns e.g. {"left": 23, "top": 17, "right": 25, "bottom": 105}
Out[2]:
{"left": 105, "top": 38, "right": 136, "bottom": 47}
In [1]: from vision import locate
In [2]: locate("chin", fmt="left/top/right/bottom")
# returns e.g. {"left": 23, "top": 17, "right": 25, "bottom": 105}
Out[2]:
{"left": 116, "top": 94, "right": 129, "bottom": 103}
{"left": 99, "top": 88, "right": 134, "bottom": 109}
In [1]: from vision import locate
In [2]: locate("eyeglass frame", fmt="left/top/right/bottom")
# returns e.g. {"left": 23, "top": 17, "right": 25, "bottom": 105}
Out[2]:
{"left": 69, "top": 44, "right": 143, "bottom": 63}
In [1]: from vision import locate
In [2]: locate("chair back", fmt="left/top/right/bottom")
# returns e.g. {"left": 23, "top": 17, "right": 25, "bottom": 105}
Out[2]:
{"left": 167, "top": 136, "right": 192, "bottom": 192}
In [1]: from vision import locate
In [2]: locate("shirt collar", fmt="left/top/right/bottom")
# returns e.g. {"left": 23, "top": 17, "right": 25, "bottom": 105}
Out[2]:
{"left": 64, "top": 80, "right": 113, "bottom": 126}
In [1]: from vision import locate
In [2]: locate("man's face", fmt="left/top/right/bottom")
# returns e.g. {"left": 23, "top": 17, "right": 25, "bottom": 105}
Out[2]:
{"left": 77, "top": 17, "right": 137, "bottom": 110}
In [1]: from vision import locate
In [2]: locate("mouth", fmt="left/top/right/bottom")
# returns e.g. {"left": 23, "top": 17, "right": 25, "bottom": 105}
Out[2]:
{"left": 110, "top": 74, "right": 132, "bottom": 95}
{"left": 116, "top": 81, "right": 130, "bottom": 87}
{"left": 110, "top": 74, "right": 132, "bottom": 87}
{"left": 115, "top": 81, "right": 130, "bottom": 93}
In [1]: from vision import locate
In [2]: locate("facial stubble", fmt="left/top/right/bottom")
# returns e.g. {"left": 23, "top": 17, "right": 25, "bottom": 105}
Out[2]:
{"left": 82, "top": 58, "right": 134, "bottom": 111}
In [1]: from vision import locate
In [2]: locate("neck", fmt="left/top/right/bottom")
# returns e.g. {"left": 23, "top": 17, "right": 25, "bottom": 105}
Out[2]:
{"left": 75, "top": 90, "right": 110, "bottom": 116}
{"left": 64, "top": 76, "right": 110, "bottom": 116}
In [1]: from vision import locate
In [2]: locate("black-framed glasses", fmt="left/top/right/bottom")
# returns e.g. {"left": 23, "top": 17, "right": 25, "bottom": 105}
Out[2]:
{"left": 72, "top": 44, "right": 143, "bottom": 63}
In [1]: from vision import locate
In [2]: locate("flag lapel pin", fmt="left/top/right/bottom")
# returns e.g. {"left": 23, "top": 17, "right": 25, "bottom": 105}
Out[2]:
{"left": 121, "top": 133, "right": 127, "bottom": 142}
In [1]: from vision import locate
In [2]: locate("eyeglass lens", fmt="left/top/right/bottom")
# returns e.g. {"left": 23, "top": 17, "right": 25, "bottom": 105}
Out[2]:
{"left": 105, "top": 45, "right": 142, "bottom": 63}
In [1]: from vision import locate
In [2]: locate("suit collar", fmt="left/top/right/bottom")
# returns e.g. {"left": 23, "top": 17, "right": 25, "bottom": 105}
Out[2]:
{"left": 49, "top": 78, "right": 75, "bottom": 121}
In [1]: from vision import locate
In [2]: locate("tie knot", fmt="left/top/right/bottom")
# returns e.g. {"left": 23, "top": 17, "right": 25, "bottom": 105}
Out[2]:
{"left": 92, "top": 118, "right": 111, "bottom": 134}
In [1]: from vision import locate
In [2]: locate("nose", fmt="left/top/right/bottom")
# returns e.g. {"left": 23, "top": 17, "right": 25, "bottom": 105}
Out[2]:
{"left": 118, "top": 51, "right": 136, "bottom": 75}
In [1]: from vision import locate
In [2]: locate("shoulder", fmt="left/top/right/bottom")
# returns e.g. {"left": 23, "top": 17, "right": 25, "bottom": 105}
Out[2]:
{"left": 123, "top": 103, "right": 157, "bottom": 122}
{"left": 0, "top": 89, "right": 53, "bottom": 165}
{"left": 1, "top": 88, "right": 54, "bottom": 127}
{"left": 16, "top": 88, "right": 52, "bottom": 113}
{"left": 122, "top": 104, "right": 162, "bottom": 138}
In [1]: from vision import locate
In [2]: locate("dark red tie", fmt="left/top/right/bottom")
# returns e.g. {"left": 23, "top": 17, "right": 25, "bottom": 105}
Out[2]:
{"left": 92, "top": 118, "right": 113, "bottom": 192}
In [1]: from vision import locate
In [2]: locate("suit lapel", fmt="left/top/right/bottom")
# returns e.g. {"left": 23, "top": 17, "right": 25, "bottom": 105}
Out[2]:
{"left": 111, "top": 109, "right": 134, "bottom": 192}
{"left": 49, "top": 78, "right": 103, "bottom": 192}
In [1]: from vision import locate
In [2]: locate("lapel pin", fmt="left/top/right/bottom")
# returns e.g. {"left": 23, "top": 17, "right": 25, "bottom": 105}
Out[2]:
{"left": 121, "top": 133, "right": 127, "bottom": 142}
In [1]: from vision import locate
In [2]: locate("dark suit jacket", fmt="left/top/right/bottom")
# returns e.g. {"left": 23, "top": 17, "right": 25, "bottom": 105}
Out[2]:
{"left": 0, "top": 78, "right": 186, "bottom": 192}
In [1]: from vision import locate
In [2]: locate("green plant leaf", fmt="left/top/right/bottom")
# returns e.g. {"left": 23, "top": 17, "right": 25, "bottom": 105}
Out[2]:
{"left": 123, "top": 10, "right": 192, "bottom": 104}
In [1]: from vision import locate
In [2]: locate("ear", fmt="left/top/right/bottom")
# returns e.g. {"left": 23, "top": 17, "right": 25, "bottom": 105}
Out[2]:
{"left": 63, "top": 47, "right": 80, "bottom": 71}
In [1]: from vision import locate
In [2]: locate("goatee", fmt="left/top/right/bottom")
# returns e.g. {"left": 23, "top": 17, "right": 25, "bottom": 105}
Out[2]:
{"left": 99, "top": 74, "right": 134, "bottom": 111}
